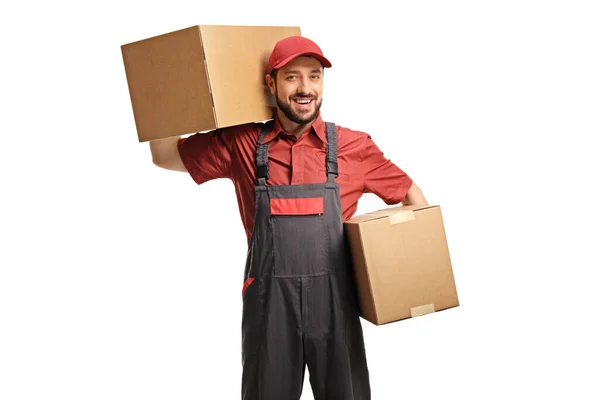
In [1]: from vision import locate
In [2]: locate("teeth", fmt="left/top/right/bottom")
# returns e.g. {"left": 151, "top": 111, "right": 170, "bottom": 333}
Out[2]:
{"left": 296, "top": 99, "right": 311, "bottom": 104}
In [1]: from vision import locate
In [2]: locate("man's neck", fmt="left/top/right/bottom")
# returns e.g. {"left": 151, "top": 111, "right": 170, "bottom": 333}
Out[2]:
{"left": 276, "top": 110, "right": 314, "bottom": 140}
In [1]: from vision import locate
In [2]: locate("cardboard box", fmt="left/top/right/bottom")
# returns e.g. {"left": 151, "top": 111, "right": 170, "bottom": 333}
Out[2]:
{"left": 344, "top": 205, "right": 459, "bottom": 325}
{"left": 121, "top": 25, "right": 301, "bottom": 142}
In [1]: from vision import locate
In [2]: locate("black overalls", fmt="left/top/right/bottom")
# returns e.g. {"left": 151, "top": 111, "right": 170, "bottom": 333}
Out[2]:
{"left": 241, "top": 121, "right": 371, "bottom": 400}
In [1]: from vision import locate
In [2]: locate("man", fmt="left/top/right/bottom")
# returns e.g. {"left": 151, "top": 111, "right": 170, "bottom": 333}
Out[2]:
{"left": 150, "top": 35, "right": 428, "bottom": 400}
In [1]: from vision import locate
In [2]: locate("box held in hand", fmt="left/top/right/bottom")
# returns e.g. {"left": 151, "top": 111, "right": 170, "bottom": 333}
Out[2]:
{"left": 344, "top": 205, "right": 459, "bottom": 325}
{"left": 121, "top": 25, "right": 301, "bottom": 142}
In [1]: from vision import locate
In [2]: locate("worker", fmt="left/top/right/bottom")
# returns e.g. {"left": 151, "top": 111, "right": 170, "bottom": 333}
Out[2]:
{"left": 149, "top": 35, "right": 429, "bottom": 400}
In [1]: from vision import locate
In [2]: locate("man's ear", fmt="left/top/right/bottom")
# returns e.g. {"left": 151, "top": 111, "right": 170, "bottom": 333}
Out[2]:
{"left": 265, "top": 74, "right": 276, "bottom": 95}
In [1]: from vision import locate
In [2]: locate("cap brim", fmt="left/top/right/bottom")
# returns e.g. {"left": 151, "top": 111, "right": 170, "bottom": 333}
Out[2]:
{"left": 272, "top": 52, "right": 332, "bottom": 72}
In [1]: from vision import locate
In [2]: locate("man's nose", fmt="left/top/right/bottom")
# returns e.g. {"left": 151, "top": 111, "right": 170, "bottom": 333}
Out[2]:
{"left": 296, "top": 79, "right": 310, "bottom": 95}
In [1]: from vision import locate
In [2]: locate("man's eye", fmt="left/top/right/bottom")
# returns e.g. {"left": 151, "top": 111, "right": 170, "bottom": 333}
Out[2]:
{"left": 286, "top": 76, "right": 296, "bottom": 80}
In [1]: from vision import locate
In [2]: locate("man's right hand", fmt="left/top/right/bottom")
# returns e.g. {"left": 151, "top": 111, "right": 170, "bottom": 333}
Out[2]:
{"left": 149, "top": 136, "right": 187, "bottom": 172}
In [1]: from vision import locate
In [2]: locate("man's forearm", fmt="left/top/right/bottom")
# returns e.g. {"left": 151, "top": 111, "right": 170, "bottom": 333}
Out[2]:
{"left": 403, "top": 183, "right": 429, "bottom": 206}
{"left": 149, "top": 136, "right": 187, "bottom": 172}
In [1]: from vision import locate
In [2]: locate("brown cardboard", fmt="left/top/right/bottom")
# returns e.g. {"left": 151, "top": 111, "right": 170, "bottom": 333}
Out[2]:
{"left": 344, "top": 205, "right": 459, "bottom": 325}
{"left": 121, "top": 25, "right": 301, "bottom": 142}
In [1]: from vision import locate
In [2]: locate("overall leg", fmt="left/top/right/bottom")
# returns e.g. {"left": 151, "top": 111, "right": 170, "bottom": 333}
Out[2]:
{"left": 303, "top": 275, "right": 371, "bottom": 400}
{"left": 242, "top": 278, "right": 306, "bottom": 400}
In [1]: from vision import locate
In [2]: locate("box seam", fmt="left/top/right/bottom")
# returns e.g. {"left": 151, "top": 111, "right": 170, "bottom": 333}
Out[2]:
{"left": 198, "top": 26, "right": 217, "bottom": 125}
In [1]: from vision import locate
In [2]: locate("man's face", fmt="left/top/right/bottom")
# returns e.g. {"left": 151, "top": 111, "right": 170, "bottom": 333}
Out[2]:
{"left": 268, "top": 56, "right": 324, "bottom": 124}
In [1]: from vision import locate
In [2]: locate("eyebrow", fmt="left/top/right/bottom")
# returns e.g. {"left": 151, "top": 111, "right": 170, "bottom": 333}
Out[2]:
{"left": 284, "top": 69, "right": 323, "bottom": 75}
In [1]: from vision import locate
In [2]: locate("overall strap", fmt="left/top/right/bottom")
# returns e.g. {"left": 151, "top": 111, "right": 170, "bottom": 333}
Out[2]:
{"left": 325, "top": 122, "right": 339, "bottom": 182}
{"left": 256, "top": 120, "right": 273, "bottom": 186}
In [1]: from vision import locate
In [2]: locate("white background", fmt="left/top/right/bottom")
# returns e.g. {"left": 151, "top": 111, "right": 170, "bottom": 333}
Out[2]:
{"left": 1, "top": 0, "right": 599, "bottom": 399}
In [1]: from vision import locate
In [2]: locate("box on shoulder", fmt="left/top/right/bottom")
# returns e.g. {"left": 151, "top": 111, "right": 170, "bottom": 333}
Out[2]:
{"left": 121, "top": 25, "right": 301, "bottom": 142}
{"left": 344, "top": 204, "right": 459, "bottom": 326}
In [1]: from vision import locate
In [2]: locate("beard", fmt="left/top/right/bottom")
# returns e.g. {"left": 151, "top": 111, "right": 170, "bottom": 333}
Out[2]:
{"left": 275, "top": 88, "right": 322, "bottom": 124}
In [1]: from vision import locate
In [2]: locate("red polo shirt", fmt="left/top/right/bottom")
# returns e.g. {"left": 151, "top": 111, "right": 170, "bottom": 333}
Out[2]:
{"left": 177, "top": 114, "right": 413, "bottom": 243}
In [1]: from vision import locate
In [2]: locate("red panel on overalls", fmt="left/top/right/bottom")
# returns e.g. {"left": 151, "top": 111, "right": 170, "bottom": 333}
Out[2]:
{"left": 240, "top": 120, "right": 371, "bottom": 399}
{"left": 270, "top": 197, "right": 324, "bottom": 215}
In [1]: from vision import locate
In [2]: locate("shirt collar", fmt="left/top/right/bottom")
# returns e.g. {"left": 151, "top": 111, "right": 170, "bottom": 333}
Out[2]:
{"left": 261, "top": 112, "right": 327, "bottom": 144}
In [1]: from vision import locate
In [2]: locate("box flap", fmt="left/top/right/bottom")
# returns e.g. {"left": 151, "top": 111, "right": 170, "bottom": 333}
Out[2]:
{"left": 345, "top": 204, "right": 439, "bottom": 224}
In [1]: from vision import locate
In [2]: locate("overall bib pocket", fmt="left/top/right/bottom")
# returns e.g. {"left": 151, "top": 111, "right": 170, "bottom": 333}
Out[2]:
{"left": 270, "top": 196, "right": 329, "bottom": 276}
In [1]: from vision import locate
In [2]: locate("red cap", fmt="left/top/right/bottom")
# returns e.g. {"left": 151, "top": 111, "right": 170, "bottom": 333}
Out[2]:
{"left": 267, "top": 36, "right": 332, "bottom": 74}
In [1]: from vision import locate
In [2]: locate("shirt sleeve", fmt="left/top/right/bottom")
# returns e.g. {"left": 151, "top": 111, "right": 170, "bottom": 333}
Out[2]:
{"left": 361, "top": 134, "right": 413, "bottom": 205}
{"left": 177, "top": 127, "right": 235, "bottom": 185}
